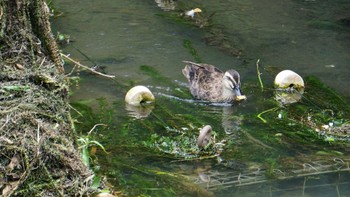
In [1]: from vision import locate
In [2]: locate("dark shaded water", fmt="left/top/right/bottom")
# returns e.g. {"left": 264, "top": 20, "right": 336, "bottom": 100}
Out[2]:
{"left": 53, "top": 0, "right": 350, "bottom": 196}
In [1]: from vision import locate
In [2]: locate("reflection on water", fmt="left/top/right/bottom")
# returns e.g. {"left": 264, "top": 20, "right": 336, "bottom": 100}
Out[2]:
{"left": 53, "top": 0, "right": 350, "bottom": 196}
{"left": 125, "top": 103, "right": 154, "bottom": 119}
{"left": 274, "top": 89, "right": 303, "bottom": 105}
{"left": 221, "top": 106, "right": 242, "bottom": 135}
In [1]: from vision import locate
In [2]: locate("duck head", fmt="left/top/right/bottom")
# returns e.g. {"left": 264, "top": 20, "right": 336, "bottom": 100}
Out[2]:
{"left": 223, "top": 70, "right": 247, "bottom": 101}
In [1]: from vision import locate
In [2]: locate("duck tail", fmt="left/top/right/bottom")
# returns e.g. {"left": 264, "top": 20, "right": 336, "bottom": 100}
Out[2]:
{"left": 182, "top": 65, "right": 192, "bottom": 81}
{"left": 182, "top": 61, "right": 199, "bottom": 81}
{"left": 183, "top": 60, "right": 201, "bottom": 67}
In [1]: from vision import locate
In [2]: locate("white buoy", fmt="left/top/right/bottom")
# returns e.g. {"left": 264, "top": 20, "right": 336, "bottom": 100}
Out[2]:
{"left": 274, "top": 70, "right": 304, "bottom": 104}
{"left": 274, "top": 70, "right": 304, "bottom": 90}
{"left": 125, "top": 86, "right": 155, "bottom": 106}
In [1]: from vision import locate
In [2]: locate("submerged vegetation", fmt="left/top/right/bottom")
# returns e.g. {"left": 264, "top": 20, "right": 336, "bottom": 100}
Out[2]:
{"left": 66, "top": 6, "right": 350, "bottom": 191}
{"left": 69, "top": 61, "right": 350, "bottom": 195}
{"left": 54, "top": 0, "right": 350, "bottom": 196}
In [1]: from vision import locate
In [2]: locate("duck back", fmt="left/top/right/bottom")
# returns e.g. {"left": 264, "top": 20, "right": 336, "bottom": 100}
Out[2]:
{"left": 182, "top": 61, "right": 225, "bottom": 102}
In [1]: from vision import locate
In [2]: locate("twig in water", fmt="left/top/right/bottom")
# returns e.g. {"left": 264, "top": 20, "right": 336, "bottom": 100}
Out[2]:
{"left": 65, "top": 64, "right": 77, "bottom": 77}
{"left": 69, "top": 104, "right": 84, "bottom": 117}
{"left": 257, "top": 107, "right": 279, "bottom": 123}
{"left": 87, "top": 124, "right": 107, "bottom": 136}
{"left": 61, "top": 53, "right": 115, "bottom": 78}
{"left": 256, "top": 59, "right": 264, "bottom": 92}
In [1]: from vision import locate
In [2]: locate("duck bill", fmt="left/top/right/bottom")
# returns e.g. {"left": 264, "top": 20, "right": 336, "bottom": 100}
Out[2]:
{"left": 236, "top": 95, "right": 247, "bottom": 101}
{"left": 233, "top": 87, "right": 247, "bottom": 101}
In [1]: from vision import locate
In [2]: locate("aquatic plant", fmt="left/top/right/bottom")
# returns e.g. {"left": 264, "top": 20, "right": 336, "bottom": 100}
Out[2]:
{"left": 183, "top": 39, "right": 202, "bottom": 62}
{"left": 77, "top": 124, "right": 108, "bottom": 167}
{"left": 256, "top": 59, "right": 264, "bottom": 92}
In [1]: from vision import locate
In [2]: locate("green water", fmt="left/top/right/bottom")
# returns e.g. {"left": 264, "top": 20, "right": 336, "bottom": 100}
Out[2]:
{"left": 53, "top": 0, "right": 350, "bottom": 196}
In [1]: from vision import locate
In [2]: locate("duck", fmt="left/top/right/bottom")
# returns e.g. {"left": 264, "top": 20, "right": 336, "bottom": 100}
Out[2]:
{"left": 182, "top": 61, "right": 246, "bottom": 102}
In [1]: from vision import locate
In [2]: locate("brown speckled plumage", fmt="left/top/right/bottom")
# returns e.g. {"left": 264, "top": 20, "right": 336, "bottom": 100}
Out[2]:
{"left": 182, "top": 61, "right": 245, "bottom": 102}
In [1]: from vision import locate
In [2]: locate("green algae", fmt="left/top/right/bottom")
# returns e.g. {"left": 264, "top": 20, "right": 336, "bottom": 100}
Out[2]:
{"left": 69, "top": 63, "right": 350, "bottom": 196}
{"left": 140, "top": 65, "right": 169, "bottom": 83}
{"left": 183, "top": 39, "right": 202, "bottom": 62}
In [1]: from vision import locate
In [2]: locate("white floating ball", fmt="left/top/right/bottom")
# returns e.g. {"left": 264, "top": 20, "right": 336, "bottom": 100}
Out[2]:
{"left": 125, "top": 86, "right": 155, "bottom": 106}
{"left": 274, "top": 70, "right": 304, "bottom": 90}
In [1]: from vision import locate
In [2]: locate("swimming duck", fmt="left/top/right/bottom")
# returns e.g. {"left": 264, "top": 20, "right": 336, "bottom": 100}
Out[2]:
{"left": 182, "top": 61, "right": 246, "bottom": 102}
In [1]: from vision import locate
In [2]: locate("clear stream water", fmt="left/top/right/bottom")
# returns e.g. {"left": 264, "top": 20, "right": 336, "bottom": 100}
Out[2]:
{"left": 53, "top": 0, "right": 350, "bottom": 196}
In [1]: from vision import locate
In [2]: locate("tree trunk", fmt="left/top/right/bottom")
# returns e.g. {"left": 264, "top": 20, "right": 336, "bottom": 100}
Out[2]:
{"left": 0, "top": 0, "right": 93, "bottom": 196}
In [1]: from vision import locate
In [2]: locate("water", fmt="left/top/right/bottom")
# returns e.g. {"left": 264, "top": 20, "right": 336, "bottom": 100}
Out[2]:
{"left": 52, "top": 0, "right": 350, "bottom": 196}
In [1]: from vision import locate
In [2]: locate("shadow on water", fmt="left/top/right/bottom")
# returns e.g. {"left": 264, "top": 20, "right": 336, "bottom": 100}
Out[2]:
{"left": 53, "top": 0, "right": 350, "bottom": 196}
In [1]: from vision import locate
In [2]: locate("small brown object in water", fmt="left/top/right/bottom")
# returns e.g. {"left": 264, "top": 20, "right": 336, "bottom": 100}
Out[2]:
{"left": 198, "top": 125, "right": 213, "bottom": 148}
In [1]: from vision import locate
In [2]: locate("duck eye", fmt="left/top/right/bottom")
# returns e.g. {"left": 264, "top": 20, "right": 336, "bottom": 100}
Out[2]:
{"left": 228, "top": 77, "right": 237, "bottom": 86}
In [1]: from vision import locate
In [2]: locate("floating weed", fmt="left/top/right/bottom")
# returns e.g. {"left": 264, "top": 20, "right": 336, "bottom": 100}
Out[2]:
{"left": 143, "top": 127, "right": 222, "bottom": 159}
{"left": 257, "top": 107, "right": 279, "bottom": 123}
{"left": 143, "top": 133, "right": 199, "bottom": 159}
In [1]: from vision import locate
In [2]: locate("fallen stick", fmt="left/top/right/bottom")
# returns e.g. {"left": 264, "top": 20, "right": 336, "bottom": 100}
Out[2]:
{"left": 60, "top": 53, "right": 115, "bottom": 78}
